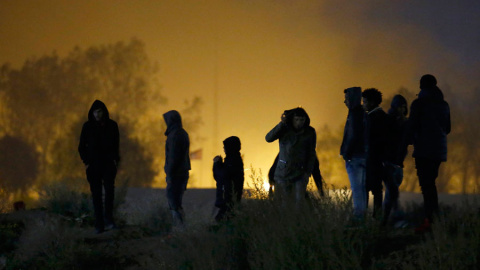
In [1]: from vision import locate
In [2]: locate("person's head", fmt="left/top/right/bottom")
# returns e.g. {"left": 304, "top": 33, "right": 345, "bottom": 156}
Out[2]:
{"left": 88, "top": 100, "right": 109, "bottom": 122}
{"left": 93, "top": 108, "right": 104, "bottom": 121}
{"left": 288, "top": 107, "right": 308, "bottom": 130}
{"left": 362, "top": 88, "right": 382, "bottom": 112}
{"left": 163, "top": 110, "right": 182, "bottom": 128}
{"left": 223, "top": 136, "right": 241, "bottom": 155}
{"left": 343, "top": 87, "right": 362, "bottom": 109}
{"left": 390, "top": 94, "right": 408, "bottom": 116}
{"left": 420, "top": 74, "right": 437, "bottom": 90}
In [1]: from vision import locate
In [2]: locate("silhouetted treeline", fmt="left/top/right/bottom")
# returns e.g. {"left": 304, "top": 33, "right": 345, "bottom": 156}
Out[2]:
{"left": 0, "top": 39, "right": 202, "bottom": 196}
{"left": 317, "top": 87, "right": 479, "bottom": 194}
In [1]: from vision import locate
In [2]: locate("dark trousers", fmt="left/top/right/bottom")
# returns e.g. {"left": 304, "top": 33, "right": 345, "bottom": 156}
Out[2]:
{"left": 383, "top": 163, "right": 403, "bottom": 223}
{"left": 166, "top": 173, "right": 189, "bottom": 211}
{"left": 415, "top": 158, "right": 442, "bottom": 222}
{"left": 366, "top": 158, "right": 384, "bottom": 217}
{"left": 86, "top": 163, "right": 117, "bottom": 230}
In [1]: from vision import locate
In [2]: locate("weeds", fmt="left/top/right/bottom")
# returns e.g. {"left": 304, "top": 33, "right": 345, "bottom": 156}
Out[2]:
{"left": 2, "top": 173, "right": 480, "bottom": 269}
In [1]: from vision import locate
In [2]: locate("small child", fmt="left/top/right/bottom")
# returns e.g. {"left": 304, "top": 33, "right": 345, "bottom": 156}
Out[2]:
{"left": 213, "top": 136, "right": 244, "bottom": 221}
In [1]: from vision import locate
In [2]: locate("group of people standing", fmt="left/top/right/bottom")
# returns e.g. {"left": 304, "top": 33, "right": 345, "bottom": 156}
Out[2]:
{"left": 77, "top": 73, "right": 450, "bottom": 234}
{"left": 340, "top": 74, "right": 450, "bottom": 230}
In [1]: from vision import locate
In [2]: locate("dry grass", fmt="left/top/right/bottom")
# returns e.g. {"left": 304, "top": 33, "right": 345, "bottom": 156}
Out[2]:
{"left": 1, "top": 172, "right": 480, "bottom": 269}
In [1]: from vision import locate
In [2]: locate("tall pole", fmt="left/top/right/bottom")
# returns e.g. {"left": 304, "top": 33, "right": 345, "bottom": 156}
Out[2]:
{"left": 212, "top": 13, "right": 219, "bottom": 163}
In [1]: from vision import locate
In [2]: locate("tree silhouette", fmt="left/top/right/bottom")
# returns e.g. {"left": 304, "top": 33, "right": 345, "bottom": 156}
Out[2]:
{"left": 0, "top": 136, "right": 39, "bottom": 195}
{"left": 0, "top": 38, "right": 202, "bottom": 189}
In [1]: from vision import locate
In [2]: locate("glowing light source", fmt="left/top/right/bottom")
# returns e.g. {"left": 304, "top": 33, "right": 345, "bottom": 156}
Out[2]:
{"left": 263, "top": 181, "right": 270, "bottom": 192}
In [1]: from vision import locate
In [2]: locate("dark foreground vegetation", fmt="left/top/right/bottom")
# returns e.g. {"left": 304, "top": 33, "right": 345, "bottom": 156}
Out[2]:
{"left": 1, "top": 176, "right": 479, "bottom": 270}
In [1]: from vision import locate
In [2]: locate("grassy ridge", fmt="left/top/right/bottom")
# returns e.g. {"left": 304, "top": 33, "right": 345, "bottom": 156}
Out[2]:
{"left": 1, "top": 176, "right": 479, "bottom": 269}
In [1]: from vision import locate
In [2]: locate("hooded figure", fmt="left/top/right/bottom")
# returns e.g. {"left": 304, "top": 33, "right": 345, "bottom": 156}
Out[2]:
{"left": 163, "top": 110, "right": 191, "bottom": 227}
{"left": 341, "top": 87, "right": 365, "bottom": 161}
{"left": 213, "top": 136, "right": 244, "bottom": 221}
{"left": 408, "top": 74, "right": 451, "bottom": 231}
{"left": 265, "top": 107, "right": 317, "bottom": 207}
{"left": 340, "top": 87, "right": 367, "bottom": 219}
{"left": 383, "top": 94, "right": 409, "bottom": 225}
{"left": 78, "top": 100, "right": 120, "bottom": 234}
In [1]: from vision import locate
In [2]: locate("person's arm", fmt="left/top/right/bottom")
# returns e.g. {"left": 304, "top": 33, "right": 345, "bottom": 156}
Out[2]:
{"left": 168, "top": 131, "right": 189, "bottom": 175}
{"left": 265, "top": 121, "right": 287, "bottom": 143}
{"left": 165, "top": 133, "right": 177, "bottom": 175}
{"left": 445, "top": 102, "right": 451, "bottom": 135}
{"left": 405, "top": 102, "right": 417, "bottom": 146}
{"left": 213, "top": 156, "right": 225, "bottom": 182}
{"left": 304, "top": 128, "right": 317, "bottom": 178}
{"left": 311, "top": 156, "right": 325, "bottom": 196}
{"left": 78, "top": 123, "right": 90, "bottom": 166}
{"left": 343, "top": 109, "right": 363, "bottom": 160}
{"left": 113, "top": 121, "right": 120, "bottom": 166}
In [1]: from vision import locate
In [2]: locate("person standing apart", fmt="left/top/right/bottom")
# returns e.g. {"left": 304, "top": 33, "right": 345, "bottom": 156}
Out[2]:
{"left": 79, "top": 100, "right": 120, "bottom": 234}
{"left": 163, "top": 110, "right": 191, "bottom": 227}
{"left": 408, "top": 74, "right": 451, "bottom": 232}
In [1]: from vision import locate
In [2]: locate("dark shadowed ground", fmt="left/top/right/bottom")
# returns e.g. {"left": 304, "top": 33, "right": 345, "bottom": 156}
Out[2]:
{"left": 123, "top": 187, "right": 480, "bottom": 220}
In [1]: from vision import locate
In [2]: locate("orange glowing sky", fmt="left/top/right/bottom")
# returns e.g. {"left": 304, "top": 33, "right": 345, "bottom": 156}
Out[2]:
{"left": 1, "top": 1, "right": 479, "bottom": 187}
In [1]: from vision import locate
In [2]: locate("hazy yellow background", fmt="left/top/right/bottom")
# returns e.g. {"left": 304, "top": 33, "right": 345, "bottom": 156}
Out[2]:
{"left": 1, "top": 1, "right": 479, "bottom": 187}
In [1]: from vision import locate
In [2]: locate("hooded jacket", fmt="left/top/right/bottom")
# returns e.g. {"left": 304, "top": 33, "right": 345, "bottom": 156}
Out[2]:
{"left": 385, "top": 95, "right": 409, "bottom": 167}
{"left": 163, "top": 110, "right": 191, "bottom": 176}
{"left": 78, "top": 100, "right": 120, "bottom": 166}
{"left": 340, "top": 87, "right": 365, "bottom": 160}
{"left": 408, "top": 86, "right": 451, "bottom": 161}
{"left": 268, "top": 153, "right": 324, "bottom": 195}
{"left": 265, "top": 108, "right": 317, "bottom": 182}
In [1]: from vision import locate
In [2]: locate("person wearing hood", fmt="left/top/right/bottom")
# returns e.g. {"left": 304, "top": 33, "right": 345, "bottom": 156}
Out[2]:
{"left": 362, "top": 88, "right": 389, "bottom": 218}
{"left": 266, "top": 107, "right": 317, "bottom": 207}
{"left": 340, "top": 87, "right": 367, "bottom": 219}
{"left": 78, "top": 100, "right": 120, "bottom": 234}
{"left": 383, "top": 94, "right": 409, "bottom": 225}
{"left": 212, "top": 136, "right": 244, "bottom": 221}
{"left": 163, "top": 110, "right": 191, "bottom": 227}
{"left": 408, "top": 74, "right": 451, "bottom": 232}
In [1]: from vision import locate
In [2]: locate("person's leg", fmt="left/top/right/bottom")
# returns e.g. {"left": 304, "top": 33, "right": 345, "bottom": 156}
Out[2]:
{"left": 392, "top": 166, "right": 404, "bottom": 214}
{"left": 383, "top": 164, "right": 398, "bottom": 224}
{"left": 346, "top": 158, "right": 367, "bottom": 219}
{"left": 166, "top": 176, "right": 182, "bottom": 226}
{"left": 103, "top": 163, "right": 117, "bottom": 227}
{"left": 215, "top": 180, "right": 225, "bottom": 208}
{"left": 275, "top": 180, "right": 293, "bottom": 208}
{"left": 87, "top": 166, "right": 104, "bottom": 232}
{"left": 167, "top": 173, "right": 189, "bottom": 226}
{"left": 294, "top": 177, "right": 309, "bottom": 209}
{"left": 366, "top": 160, "right": 383, "bottom": 218}
{"left": 233, "top": 179, "right": 245, "bottom": 203}
{"left": 416, "top": 158, "right": 441, "bottom": 222}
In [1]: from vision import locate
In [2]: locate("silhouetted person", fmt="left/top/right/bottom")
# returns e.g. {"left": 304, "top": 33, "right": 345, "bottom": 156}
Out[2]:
{"left": 362, "top": 88, "right": 388, "bottom": 218}
{"left": 408, "top": 74, "right": 451, "bottom": 232}
{"left": 78, "top": 100, "right": 120, "bottom": 234}
{"left": 163, "top": 110, "right": 191, "bottom": 227}
{"left": 213, "top": 136, "right": 244, "bottom": 221}
{"left": 340, "top": 87, "right": 367, "bottom": 219}
{"left": 268, "top": 154, "right": 325, "bottom": 198}
{"left": 383, "top": 95, "right": 409, "bottom": 225}
{"left": 265, "top": 107, "right": 316, "bottom": 208}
